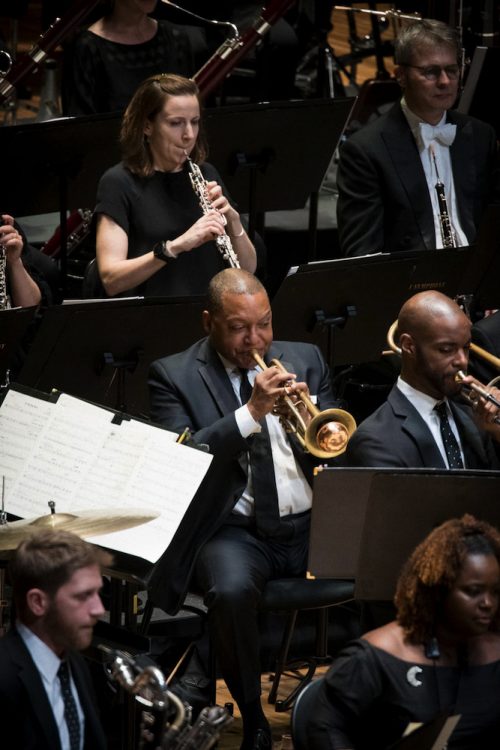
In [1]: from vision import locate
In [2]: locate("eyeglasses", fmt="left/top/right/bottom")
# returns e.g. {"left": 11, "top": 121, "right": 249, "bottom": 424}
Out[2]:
{"left": 401, "top": 64, "right": 460, "bottom": 81}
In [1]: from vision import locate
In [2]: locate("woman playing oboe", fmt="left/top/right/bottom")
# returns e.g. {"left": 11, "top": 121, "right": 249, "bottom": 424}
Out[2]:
{"left": 95, "top": 74, "right": 256, "bottom": 297}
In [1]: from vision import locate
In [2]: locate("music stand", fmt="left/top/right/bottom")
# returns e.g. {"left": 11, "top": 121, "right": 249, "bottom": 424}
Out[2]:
{"left": 16, "top": 296, "right": 205, "bottom": 417}
{"left": 308, "top": 467, "right": 500, "bottom": 600}
{"left": 204, "top": 97, "right": 354, "bottom": 254}
{"left": 271, "top": 247, "right": 472, "bottom": 372}
{"left": 0, "top": 112, "right": 121, "bottom": 291}
{"left": 459, "top": 203, "right": 500, "bottom": 310}
{"left": 0, "top": 306, "right": 37, "bottom": 384}
{"left": 458, "top": 46, "right": 500, "bottom": 139}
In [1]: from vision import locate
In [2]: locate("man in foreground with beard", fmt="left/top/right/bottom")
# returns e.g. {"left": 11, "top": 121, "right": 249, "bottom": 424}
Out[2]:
{"left": 0, "top": 529, "right": 110, "bottom": 750}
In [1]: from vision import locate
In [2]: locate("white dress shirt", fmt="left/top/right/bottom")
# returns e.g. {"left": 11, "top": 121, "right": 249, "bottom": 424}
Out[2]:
{"left": 401, "top": 99, "right": 469, "bottom": 248}
{"left": 397, "top": 376, "right": 466, "bottom": 467}
{"left": 219, "top": 355, "right": 312, "bottom": 517}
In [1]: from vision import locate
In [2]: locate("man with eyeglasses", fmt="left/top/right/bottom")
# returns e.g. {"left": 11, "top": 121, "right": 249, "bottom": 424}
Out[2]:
{"left": 336, "top": 19, "right": 500, "bottom": 257}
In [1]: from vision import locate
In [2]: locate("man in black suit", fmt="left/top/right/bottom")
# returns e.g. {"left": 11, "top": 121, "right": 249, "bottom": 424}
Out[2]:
{"left": 346, "top": 291, "right": 500, "bottom": 468}
{"left": 0, "top": 529, "right": 109, "bottom": 750}
{"left": 337, "top": 19, "right": 499, "bottom": 257}
{"left": 149, "top": 268, "right": 337, "bottom": 749}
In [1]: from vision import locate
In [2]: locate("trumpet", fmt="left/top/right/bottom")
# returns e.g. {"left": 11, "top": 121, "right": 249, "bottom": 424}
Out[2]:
{"left": 252, "top": 352, "right": 356, "bottom": 458}
{"left": 455, "top": 370, "right": 500, "bottom": 424}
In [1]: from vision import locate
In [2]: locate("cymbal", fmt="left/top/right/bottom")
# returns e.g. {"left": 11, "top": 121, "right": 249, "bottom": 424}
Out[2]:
{"left": 0, "top": 509, "right": 159, "bottom": 551}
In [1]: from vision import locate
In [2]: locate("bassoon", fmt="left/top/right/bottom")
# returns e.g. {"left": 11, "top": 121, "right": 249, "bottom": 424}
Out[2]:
{"left": 191, "top": 0, "right": 297, "bottom": 100}
{"left": 0, "top": 0, "right": 101, "bottom": 104}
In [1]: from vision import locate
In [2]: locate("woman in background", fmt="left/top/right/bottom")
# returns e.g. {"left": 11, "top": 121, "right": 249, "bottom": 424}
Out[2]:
{"left": 65, "top": 0, "right": 193, "bottom": 115}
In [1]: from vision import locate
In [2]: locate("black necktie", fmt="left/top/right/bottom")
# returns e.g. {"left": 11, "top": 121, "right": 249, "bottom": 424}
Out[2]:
{"left": 239, "top": 369, "right": 281, "bottom": 536}
{"left": 58, "top": 661, "right": 81, "bottom": 750}
{"left": 434, "top": 401, "right": 464, "bottom": 469}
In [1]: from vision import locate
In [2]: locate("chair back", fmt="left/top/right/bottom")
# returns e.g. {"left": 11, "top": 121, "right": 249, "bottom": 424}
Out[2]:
{"left": 291, "top": 676, "right": 325, "bottom": 750}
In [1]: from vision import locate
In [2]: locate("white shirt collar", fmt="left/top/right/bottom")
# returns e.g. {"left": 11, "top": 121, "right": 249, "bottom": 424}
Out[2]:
{"left": 397, "top": 376, "right": 445, "bottom": 417}
{"left": 16, "top": 621, "right": 62, "bottom": 684}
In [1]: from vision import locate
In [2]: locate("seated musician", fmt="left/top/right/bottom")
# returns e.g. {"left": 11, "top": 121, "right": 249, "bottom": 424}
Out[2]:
{"left": 345, "top": 290, "right": 500, "bottom": 469}
{"left": 148, "top": 268, "right": 339, "bottom": 750}
{"left": 1, "top": 214, "right": 43, "bottom": 309}
{"left": 94, "top": 74, "right": 256, "bottom": 298}
{"left": 307, "top": 514, "right": 500, "bottom": 749}
{"left": 0, "top": 530, "right": 109, "bottom": 750}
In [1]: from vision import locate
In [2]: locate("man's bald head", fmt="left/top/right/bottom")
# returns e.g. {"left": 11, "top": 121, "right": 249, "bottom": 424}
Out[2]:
{"left": 398, "top": 291, "right": 469, "bottom": 341}
{"left": 207, "top": 269, "right": 267, "bottom": 315}
{"left": 397, "top": 291, "right": 471, "bottom": 399}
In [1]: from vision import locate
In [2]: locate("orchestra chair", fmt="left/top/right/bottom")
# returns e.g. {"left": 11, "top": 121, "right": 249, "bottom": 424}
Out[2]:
{"left": 139, "top": 577, "right": 354, "bottom": 712}
{"left": 261, "top": 577, "right": 354, "bottom": 711}
{"left": 291, "top": 676, "right": 325, "bottom": 750}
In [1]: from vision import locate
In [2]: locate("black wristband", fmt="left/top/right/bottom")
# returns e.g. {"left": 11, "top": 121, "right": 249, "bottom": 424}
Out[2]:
{"left": 153, "top": 240, "right": 171, "bottom": 263}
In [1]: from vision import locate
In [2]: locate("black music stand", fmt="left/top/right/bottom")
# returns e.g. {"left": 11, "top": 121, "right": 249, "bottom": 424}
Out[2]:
{"left": 16, "top": 296, "right": 205, "bottom": 418}
{"left": 204, "top": 97, "right": 354, "bottom": 256}
{"left": 0, "top": 112, "right": 121, "bottom": 291}
{"left": 0, "top": 305, "right": 38, "bottom": 385}
{"left": 271, "top": 246, "right": 472, "bottom": 372}
{"left": 308, "top": 467, "right": 500, "bottom": 600}
{"left": 459, "top": 203, "right": 500, "bottom": 311}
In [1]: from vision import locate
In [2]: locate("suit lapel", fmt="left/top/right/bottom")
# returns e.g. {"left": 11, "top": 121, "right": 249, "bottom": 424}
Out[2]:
{"left": 389, "top": 388, "right": 447, "bottom": 467}
{"left": 381, "top": 106, "right": 435, "bottom": 250}
{"left": 450, "top": 401, "right": 489, "bottom": 469}
{"left": 69, "top": 653, "right": 104, "bottom": 750}
{"left": 10, "top": 631, "right": 62, "bottom": 750}
{"left": 197, "top": 339, "right": 239, "bottom": 416}
{"left": 448, "top": 112, "right": 476, "bottom": 240}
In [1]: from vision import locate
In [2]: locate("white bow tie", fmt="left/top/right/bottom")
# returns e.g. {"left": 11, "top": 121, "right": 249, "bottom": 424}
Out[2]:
{"left": 419, "top": 122, "right": 457, "bottom": 149}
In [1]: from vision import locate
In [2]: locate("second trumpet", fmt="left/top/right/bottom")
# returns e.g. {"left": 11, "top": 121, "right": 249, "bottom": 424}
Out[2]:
{"left": 252, "top": 352, "right": 356, "bottom": 458}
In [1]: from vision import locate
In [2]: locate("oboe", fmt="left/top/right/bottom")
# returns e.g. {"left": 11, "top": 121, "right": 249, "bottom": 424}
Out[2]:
{"left": 429, "top": 145, "right": 456, "bottom": 248}
{"left": 0, "top": 220, "right": 10, "bottom": 311}
{"left": 185, "top": 155, "right": 241, "bottom": 269}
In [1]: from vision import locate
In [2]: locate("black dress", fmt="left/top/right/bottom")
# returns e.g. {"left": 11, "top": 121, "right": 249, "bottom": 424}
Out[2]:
{"left": 307, "top": 639, "right": 500, "bottom": 749}
{"left": 65, "top": 21, "right": 193, "bottom": 116}
{"left": 95, "top": 161, "right": 229, "bottom": 297}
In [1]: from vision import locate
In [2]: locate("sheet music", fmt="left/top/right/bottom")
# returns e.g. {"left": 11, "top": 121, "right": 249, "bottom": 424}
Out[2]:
{"left": 1, "top": 388, "right": 212, "bottom": 563}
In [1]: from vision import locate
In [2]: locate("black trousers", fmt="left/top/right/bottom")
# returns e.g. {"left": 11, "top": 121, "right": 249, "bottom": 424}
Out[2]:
{"left": 195, "top": 513, "right": 310, "bottom": 705}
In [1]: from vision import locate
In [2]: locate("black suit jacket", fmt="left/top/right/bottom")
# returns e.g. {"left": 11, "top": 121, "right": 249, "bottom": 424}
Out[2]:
{"left": 146, "top": 338, "right": 336, "bottom": 613}
{"left": 337, "top": 103, "right": 500, "bottom": 256}
{"left": 345, "top": 385, "right": 500, "bottom": 469}
{"left": 0, "top": 627, "right": 106, "bottom": 750}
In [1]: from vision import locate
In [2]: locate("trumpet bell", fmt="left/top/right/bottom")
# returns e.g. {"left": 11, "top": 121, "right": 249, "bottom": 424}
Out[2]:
{"left": 305, "top": 408, "right": 357, "bottom": 459}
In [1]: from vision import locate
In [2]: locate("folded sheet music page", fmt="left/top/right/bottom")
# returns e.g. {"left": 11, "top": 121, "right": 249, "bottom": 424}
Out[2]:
{"left": 0, "top": 388, "right": 213, "bottom": 563}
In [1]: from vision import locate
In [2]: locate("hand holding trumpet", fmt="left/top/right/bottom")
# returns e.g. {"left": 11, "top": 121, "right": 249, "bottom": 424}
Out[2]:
{"left": 456, "top": 371, "right": 500, "bottom": 437}
{"left": 246, "top": 365, "right": 311, "bottom": 426}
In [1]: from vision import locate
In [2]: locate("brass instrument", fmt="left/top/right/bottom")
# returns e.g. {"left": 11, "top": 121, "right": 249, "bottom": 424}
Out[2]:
{"left": 455, "top": 371, "right": 500, "bottom": 424}
{"left": 334, "top": 6, "right": 422, "bottom": 22}
{"left": 100, "top": 646, "right": 232, "bottom": 749}
{"left": 252, "top": 352, "right": 356, "bottom": 458}
{"left": 386, "top": 321, "right": 500, "bottom": 384}
{"left": 185, "top": 155, "right": 240, "bottom": 269}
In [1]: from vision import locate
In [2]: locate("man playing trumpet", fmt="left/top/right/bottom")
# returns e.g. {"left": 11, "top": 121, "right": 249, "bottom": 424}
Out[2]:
{"left": 346, "top": 290, "right": 500, "bottom": 468}
{"left": 148, "top": 268, "right": 339, "bottom": 750}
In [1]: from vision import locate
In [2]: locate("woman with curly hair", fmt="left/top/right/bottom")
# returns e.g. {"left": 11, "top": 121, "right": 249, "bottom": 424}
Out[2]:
{"left": 307, "top": 514, "right": 500, "bottom": 749}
